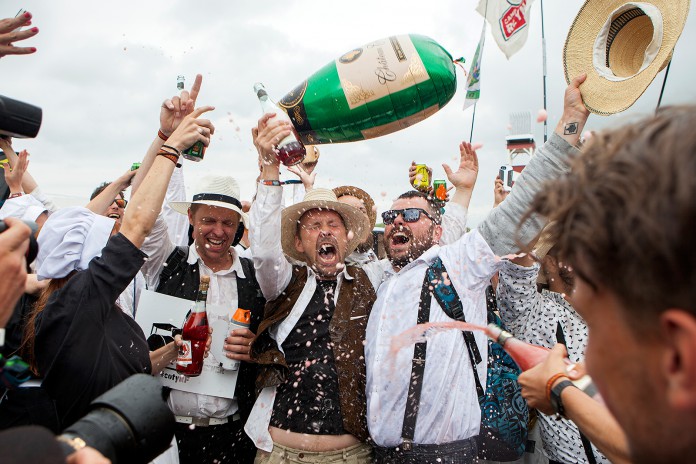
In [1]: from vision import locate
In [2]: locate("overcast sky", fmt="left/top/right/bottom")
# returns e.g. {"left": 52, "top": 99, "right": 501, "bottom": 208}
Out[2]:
{"left": 3, "top": 0, "right": 695, "bottom": 226}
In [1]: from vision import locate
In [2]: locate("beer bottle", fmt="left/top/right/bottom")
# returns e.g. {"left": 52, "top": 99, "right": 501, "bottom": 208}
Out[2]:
{"left": 254, "top": 82, "right": 306, "bottom": 166}
{"left": 176, "top": 276, "right": 210, "bottom": 377}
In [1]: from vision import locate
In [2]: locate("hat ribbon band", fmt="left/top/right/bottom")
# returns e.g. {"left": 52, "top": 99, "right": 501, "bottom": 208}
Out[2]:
{"left": 192, "top": 193, "right": 242, "bottom": 209}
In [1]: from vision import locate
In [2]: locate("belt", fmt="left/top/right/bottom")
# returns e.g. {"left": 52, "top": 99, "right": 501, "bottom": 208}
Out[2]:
{"left": 174, "top": 413, "right": 240, "bottom": 427}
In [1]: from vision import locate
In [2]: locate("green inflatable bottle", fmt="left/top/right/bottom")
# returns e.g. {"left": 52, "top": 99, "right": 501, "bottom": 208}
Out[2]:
{"left": 279, "top": 34, "right": 457, "bottom": 145}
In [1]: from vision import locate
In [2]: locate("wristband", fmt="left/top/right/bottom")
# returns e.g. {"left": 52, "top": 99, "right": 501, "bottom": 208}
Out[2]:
{"left": 260, "top": 180, "right": 282, "bottom": 187}
{"left": 282, "top": 179, "right": 303, "bottom": 185}
{"left": 158, "top": 129, "right": 169, "bottom": 141}
{"left": 56, "top": 435, "right": 87, "bottom": 453}
{"left": 7, "top": 192, "right": 23, "bottom": 199}
{"left": 550, "top": 379, "right": 576, "bottom": 419}
{"left": 545, "top": 373, "right": 569, "bottom": 401}
{"left": 161, "top": 144, "right": 181, "bottom": 157}
{"left": 157, "top": 150, "right": 182, "bottom": 168}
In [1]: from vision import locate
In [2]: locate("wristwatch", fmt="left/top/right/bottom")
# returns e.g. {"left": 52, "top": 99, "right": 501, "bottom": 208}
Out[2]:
{"left": 550, "top": 379, "right": 576, "bottom": 418}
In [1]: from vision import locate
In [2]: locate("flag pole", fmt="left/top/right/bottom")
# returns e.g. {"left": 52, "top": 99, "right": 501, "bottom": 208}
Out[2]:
{"left": 540, "top": 0, "right": 548, "bottom": 143}
{"left": 656, "top": 61, "right": 672, "bottom": 112}
{"left": 469, "top": 102, "right": 478, "bottom": 143}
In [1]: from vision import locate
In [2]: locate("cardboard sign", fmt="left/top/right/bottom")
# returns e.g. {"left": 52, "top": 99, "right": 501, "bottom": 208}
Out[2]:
{"left": 135, "top": 290, "right": 240, "bottom": 399}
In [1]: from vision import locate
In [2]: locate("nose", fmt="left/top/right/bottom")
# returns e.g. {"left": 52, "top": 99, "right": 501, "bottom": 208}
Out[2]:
{"left": 392, "top": 213, "right": 405, "bottom": 226}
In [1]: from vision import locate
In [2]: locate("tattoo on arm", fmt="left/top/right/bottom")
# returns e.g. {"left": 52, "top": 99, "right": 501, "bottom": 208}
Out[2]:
{"left": 564, "top": 122, "right": 579, "bottom": 135}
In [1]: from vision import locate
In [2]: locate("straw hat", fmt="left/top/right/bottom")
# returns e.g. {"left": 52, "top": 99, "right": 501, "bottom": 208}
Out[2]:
{"left": 564, "top": 0, "right": 690, "bottom": 115}
{"left": 333, "top": 185, "right": 377, "bottom": 229}
{"left": 170, "top": 175, "right": 248, "bottom": 227}
{"left": 281, "top": 188, "right": 370, "bottom": 263}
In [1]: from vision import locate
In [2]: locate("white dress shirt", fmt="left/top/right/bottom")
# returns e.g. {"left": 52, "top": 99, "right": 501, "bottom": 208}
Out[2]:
{"left": 365, "top": 230, "right": 498, "bottom": 447}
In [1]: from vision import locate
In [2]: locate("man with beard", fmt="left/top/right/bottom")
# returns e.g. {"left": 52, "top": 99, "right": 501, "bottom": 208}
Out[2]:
{"left": 246, "top": 114, "right": 479, "bottom": 463}
{"left": 365, "top": 75, "right": 590, "bottom": 463}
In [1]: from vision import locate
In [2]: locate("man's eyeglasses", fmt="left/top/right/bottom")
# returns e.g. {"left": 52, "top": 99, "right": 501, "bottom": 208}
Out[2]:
{"left": 113, "top": 198, "right": 128, "bottom": 208}
{"left": 381, "top": 208, "right": 439, "bottom": 225}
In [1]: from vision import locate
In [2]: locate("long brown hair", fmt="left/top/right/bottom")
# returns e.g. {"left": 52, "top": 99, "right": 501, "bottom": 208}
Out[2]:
{"left": 21, "top": 272, "right": 76, "bottom": 373}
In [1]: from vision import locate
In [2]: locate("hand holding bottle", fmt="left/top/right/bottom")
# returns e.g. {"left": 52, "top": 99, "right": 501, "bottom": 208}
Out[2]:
{"left": 165, "top": 106, "right": 215, "bottom": 155}
{"left": 517, "top": 344, "right": 574, "bottom": 415}
{"left": 160, "top": 74, "right": 203, "bottom": 137}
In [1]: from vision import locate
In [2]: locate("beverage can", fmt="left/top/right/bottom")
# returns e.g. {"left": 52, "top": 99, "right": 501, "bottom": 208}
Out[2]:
{"left": 130, "top": 162, "right": 141, "bottom": 171}
{"left": 433, "top": 179, "right": 447, "bottom": 201}
{"left": 412, "top": 164, "right": 430, "bottom": 190}
{"left": 182, "top": 141, "right": 205, "bottom": 162}
{"left": 219, "top": 308, "right": 251, "bottom": 371}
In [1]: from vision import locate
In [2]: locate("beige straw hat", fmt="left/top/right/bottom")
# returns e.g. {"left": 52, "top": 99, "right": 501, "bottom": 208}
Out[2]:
{"left": 564, "top": 0, "right": 690, "bottom": 115}
{"left": 281, "top": 188, "right": 370, "bottom": 263}
{"left": 332, "top": 185, "right": 377, "bottom": 230}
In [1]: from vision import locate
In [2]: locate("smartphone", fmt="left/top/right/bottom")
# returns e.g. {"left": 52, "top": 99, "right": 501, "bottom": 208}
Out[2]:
{"left": 499, "top": 165, "right": 513, "bottom": 192}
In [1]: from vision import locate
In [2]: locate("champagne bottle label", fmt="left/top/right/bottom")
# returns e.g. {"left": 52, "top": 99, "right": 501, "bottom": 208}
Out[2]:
{"left": 279, "top": 34, "right": 456, "bottom": 145}
{"left": 177, "top": 340, "right": 192, "bottom": 366}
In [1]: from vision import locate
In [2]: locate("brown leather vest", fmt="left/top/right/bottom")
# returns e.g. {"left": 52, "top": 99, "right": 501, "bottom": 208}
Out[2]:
{"left": 250, "top": 265, "right": 376, "bottom": 442}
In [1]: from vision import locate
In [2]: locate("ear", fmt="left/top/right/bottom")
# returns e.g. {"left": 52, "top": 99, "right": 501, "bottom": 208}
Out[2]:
{"left": 294, "top": 234, "right": 305, "bottom": 254}
{"left": 432, "top": 224, "right": 443, "bottom": 243}
{"left": 661, "top": 309, "right": 696, "bottom": 411}
{"left": 187, "top": 207, "right": 194, "bottom": 224}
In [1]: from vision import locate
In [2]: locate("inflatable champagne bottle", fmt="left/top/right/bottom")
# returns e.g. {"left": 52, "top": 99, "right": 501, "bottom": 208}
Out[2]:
{"left": 279, "top": 34, "right": 457, "bottom": 145}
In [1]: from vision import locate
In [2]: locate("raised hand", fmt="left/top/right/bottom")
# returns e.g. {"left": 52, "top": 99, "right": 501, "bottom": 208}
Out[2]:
{"left": 3, "top": 149, "right": 29, "bottom": 194}
{"left": 287, "top": 163, "right": 316, "bottom": 191}
{"left": 493, "top": 175, "right": 510, "bottom": 207}
{"left": 408, "top": 161, "right": 432, "bottom": 192}
{"left": 166, "top": 105, "right": 216, "bottom": 153}
{"left": 442, "top": 141, "right": 479, "bottom": 192}
{"left": 0, "top": 11, "right": 38, "bottom": 58}
{"left": 254, "top": 113, "right": 293, "bottom": 167}
{"left": 160, "top": 74, "right": 203, "bottom": 137}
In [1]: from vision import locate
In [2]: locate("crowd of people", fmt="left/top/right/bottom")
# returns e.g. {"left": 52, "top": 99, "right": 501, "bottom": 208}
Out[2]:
{"left": 2, "top": 8, "right": 696, "bottom": 464}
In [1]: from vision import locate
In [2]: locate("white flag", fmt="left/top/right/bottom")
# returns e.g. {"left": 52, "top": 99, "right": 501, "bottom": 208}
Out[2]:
{"left": 463, "top": 24, "right": 486, "bottom": 111}
{"left": 476, "top": 0, "right": 536, "bottom": 59}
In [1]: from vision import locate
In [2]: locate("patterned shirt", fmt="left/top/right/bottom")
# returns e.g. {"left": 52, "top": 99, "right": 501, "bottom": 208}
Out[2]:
{"left": 496, "top": 261, "right": 608, "bottom": 464}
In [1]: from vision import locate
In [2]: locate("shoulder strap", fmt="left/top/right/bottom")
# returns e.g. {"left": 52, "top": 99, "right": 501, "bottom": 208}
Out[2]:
{"left": 556, "top": 323, "right": 597, "bottom": 464}
{"left": 428, "top": 258, "right": 485, "bottom": 398}
{"left": 400, "top": 270, "right": 433, "bottom": 448}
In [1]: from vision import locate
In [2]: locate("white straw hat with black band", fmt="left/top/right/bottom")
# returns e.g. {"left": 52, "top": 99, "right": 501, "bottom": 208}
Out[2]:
{"left": 564, "top": 0, "right": 690, "bottom": 115}
{"left": 169, "top": 175, "right": 248, "bottom": 227}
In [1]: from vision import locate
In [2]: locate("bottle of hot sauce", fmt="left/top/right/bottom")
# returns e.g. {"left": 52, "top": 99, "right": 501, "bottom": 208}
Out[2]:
{"left": 176, "top": 276, "right": 210, "bottom": 377}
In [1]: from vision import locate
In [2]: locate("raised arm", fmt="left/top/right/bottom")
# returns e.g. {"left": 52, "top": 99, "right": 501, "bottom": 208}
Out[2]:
{"left": 478, "top": 74, "right": 590, "bottom": 256}
{"left": 249, "top": 114, "right": 295, "bottom": 300}
{"left": 120, "top": 106, "right": 214, "bottom": 248}
{"left": 85, "top": 169, "right": 136, "bottom": 215}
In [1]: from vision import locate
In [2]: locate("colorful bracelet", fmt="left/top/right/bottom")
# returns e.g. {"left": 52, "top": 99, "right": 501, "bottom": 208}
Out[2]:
{"left": 158, "top": 129, "right": 169, "bottom": 141}
{"left": 546, "top": 373, "right": 570, "bottom": 401}
{"left": 161, "top": 144, "right": 181, "bottom": 157}
{"left": 157, "top": 150, "right": 182, "bottom": 168}
{"left": 260, "top": 179, "right": 282, "bottom": 187}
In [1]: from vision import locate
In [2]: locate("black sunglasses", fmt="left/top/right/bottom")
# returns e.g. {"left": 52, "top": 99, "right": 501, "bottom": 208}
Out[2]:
{"left": 381, "top": 208, "right": 439, "bottom": 225}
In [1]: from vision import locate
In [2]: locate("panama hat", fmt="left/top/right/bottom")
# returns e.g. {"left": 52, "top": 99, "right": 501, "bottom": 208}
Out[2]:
{"left": 170, "top": 175, "right": 248, "bottom": 226}
{"left": 564, "top": 0, "right": 690, "bottom": 115}
{"left": 333, "top": 185, "right": 377, "bottom": 230}
{"left": 281, "top": 188, "right": 370, "bottom": 263}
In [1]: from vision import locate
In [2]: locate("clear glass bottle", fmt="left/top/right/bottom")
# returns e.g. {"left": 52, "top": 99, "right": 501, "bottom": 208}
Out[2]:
{"left": 254, "top": 82, "right": 306, "bottom": 166}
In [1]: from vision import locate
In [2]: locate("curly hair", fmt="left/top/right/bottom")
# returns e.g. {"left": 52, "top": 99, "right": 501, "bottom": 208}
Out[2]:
{"left": 523, "top": 106, "right": 696, "bottom": 330}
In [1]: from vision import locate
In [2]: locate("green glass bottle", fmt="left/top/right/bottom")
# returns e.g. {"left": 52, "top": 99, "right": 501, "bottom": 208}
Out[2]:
{"left": 279, "top": 34, "right": 457, "bottom": 145}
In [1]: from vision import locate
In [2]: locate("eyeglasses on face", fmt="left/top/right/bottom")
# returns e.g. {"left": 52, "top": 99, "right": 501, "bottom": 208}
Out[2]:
{"left": 381, "top": 208, "right": 438, "bottom": 225}
{"left": 113, "top": 198, "right": 127, "bottom": 208}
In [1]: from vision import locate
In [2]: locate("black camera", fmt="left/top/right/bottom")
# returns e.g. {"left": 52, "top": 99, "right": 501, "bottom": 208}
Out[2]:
{"left": 58, "top": 374, "right": 176, "bottom": 464}
{"left": 0, "top": 95, "right": 42, "bottom": 139}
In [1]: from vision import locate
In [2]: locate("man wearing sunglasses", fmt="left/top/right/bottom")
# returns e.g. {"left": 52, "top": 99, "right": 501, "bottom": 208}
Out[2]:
{"left": 365, "top": 75, "right": 591, "bottom": 463}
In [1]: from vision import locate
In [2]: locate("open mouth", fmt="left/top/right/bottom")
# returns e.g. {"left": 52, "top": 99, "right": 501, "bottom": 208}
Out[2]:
{"left": 316, "top": 240, "right": 339, "bottom": 265}
{"left": 107, "top": 213, "right": 121, "bottom": 220}
{"left": 389, "top": 230, "right": 411, "bottom": 246}
{"left": 205, "top": 237, "right": 226, "bottom": 250}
